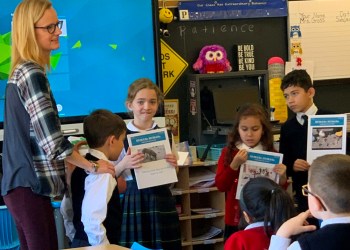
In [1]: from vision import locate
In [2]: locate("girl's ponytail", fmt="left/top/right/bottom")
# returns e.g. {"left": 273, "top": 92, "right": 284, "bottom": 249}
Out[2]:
{"left": 268, "top": 187, "right": 296, "bottom": 233}
{"left": 240, "top": 177, "right": 296, "bottom": 236}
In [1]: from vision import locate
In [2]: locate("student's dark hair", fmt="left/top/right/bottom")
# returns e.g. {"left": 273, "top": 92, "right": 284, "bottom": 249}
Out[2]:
{"left": 309, "top": 154, "right": 350, "bottom": 214}
{"left": 280, "top": 69, "right": 312, "bottom": 91}
{"left": 239, "top": 177, "right": 296, "bottom": 236}
{"left": 225, "top": 103, "right": 274, "bottom": 166}
{"left": 83, "top": 109, "right": 126, "bottom": 148}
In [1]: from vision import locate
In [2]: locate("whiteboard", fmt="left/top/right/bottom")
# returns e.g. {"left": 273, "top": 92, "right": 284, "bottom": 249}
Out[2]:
{"left": 288, "top": 1, "right": 350, "bottom": 80}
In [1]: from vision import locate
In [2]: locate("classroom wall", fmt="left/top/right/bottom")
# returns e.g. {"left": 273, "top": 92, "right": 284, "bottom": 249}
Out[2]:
{"left": 161, "top": 0, "right": 350, "bottom": 143}
{"left": 287, "top": 0, "right": 350, "bottom": 113}
{"left": 161, "top": 0, "right": 288, "bottom": 142}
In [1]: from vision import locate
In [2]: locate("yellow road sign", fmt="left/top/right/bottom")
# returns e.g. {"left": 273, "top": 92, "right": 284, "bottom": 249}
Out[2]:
{"left": 160, "top": 39, "right": 188, "bottom": 95}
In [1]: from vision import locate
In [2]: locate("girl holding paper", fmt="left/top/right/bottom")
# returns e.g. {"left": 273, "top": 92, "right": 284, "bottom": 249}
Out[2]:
{"left": 116, "top": 78, "right": 181, "bottom": 249}
{"left": 215, "top": 103, "right": 288, "bottom": 240}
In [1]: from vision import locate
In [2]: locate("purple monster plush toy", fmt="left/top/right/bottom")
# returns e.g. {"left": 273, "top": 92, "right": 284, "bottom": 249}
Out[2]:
{"left": 193, "top": 44, "right": 232, "bottom": 74}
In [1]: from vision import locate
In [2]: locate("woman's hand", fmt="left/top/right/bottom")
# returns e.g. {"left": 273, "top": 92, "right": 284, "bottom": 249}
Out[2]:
{"left": 230, "top": 149, "right": 248, "bottom": 170}
{"left": 95, "top": 159, "right": 116, "bottom": 177}
{"left": 66, "top": 149, "right": 115, "bottom": 177}
{"left": 73, "top": 140, "right": 116, "bottom": 176}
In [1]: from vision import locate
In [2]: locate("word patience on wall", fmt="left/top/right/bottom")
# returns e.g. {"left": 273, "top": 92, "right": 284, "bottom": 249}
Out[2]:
{"left": 178, "top": 23, "right": 254, "bottom": 37}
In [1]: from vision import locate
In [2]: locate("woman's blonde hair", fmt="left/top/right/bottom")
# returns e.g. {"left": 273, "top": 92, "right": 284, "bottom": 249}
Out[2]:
{"left": 10, "top": 0, "right": 52, "bottom": 76}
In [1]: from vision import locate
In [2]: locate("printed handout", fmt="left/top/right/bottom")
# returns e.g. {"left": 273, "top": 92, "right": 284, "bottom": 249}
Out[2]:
{"left": 236, "top": 150, "right": 283, "bottom": 199}
{"left": 307, "top": 114, "right": 347, "bottom": 163}
{"left": 127, "top": 128, "right": 178, "bottom": 189}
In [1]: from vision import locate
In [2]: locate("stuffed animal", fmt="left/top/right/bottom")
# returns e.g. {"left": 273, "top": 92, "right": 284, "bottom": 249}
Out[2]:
{"left": 159, "top": 7, "right": 174, "bottom": 37}
{"left": 193, "top": 45, "right": 232, "bottom": 74}
{"left": 290, "top": 41, "right": 303, "bottom": 57}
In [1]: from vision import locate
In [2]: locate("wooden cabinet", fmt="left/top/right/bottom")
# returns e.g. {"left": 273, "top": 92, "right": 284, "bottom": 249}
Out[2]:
{"left": 171, "top": 161, "right": 225, "bottom": 250}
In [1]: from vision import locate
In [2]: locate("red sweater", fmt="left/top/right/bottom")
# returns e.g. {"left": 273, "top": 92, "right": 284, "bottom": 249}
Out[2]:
{"left": 224, "top": 226, "right": 270, "bottom": 250}
{"left": 215, "top": 147, "right": 241, "bottom": 226}
{"left": 215, "top": 146, "right": 286, "bottom": 226}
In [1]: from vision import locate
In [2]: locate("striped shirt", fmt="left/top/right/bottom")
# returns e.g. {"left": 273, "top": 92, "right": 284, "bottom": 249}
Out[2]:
{"left": 1, "top": 61, "right": 73, "bottom": 197}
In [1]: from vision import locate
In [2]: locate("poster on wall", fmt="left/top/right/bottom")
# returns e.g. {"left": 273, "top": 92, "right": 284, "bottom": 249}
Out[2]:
{"left": 288, "top": 0, "right": 350, "bottom": 80}
{"left": 233, "top": 43, "right": 256, "bottom": 71}
{"left": 164, "top": 99, "right": 180, "bottom": 143}
{"left": 178, "top": 0, "right": 288, "bottom": 21}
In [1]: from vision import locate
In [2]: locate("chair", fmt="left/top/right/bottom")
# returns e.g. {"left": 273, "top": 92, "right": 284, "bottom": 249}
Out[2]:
{"left": 0, "top": 205, "right": 20, "bottom": 250}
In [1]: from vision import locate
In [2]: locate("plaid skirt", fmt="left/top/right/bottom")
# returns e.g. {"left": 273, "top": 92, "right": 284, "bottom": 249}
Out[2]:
{"left": 119, "top": 180, "right": 181, "bottom": 250}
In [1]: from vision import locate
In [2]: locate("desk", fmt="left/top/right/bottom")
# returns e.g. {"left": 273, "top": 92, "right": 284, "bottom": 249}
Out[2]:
{"left": 64, "top": 244, "right": 129, "bottom": 250}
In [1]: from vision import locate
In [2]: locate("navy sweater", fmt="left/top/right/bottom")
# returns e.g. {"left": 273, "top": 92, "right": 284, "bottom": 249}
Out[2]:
{"left": 298, "top": 223, "right": 350, "bottom": 250}
{"left": 71, "top": 153, "right": 121, "bottom": 244}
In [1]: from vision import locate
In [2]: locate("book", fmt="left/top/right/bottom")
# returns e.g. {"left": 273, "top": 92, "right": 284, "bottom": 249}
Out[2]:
{"left": 236, "top": 150, "right": 283, "bottom": 199}
{"left": 307, "top": 114, "right": 347, "bottom": 163}
{"left": 127, "top": 128, "right": 178, "bottom": 189}
{"left": 191, "top": 208, "right": 221, "bottom": 214}
{"left": 191, "top": 226, "right": 222, "bottom": 241}
{"left": 189, "top": 168, "right": 215, "bottom": 188}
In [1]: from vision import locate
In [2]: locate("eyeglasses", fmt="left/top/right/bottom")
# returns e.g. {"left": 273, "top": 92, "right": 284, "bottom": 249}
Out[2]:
{"left": 34, "top": 21, "right": 63, "bottom": 34}
{"left": 302, "top": 184, "right": 327, "bottom": 211}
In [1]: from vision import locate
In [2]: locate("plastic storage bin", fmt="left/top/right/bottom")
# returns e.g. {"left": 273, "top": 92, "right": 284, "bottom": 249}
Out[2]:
{"left": 51, "top": 200, "right": 67, "bottom": 250}
{"left": 196, "top": 144, "right": 225, "bottom": 161}
{"left": 0, "top": 205, "right": 20, "bottom": 250}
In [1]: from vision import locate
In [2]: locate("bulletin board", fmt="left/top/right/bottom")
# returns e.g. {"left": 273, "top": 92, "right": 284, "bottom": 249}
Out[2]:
{"left": 288, "top": 1, "right": 350, "bottom": 80}
{"left": 164, "top": 17, "right": 288, "bottom": 73}
{"left": 164, "top": 16, "right": 289, "bottom": 140}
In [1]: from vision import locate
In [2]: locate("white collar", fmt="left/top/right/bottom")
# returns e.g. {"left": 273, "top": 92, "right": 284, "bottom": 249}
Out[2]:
{"left": 236, "top": 142, "right": 264, "bottom": 151}
{"left": 320, "top": 216, "right": 350, "bottom": 228}
{"left": 245, "top": 221, "right": 265, "bottom": 230}
{"left": 126, "top": 120, "right": 158, "bottom": 132}
{"left": 88, "top": 148, "right": 109, "bottom": 161}
{"left": 296, "top": 103, "right": 318, "bottom": 125}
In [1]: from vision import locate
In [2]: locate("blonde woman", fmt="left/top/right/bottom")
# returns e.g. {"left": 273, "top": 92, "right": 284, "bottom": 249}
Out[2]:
{"left": 1, "top": 1, "right": 114, "bottom": 249}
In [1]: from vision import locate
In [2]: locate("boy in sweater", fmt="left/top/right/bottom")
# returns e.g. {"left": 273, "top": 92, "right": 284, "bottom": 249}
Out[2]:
{"left": 269, "top": 154, "right": 350, "bottom": 250}
{"left": 71, "top": 109, "right": 126, "bottom": 247}
{"left": 279, "top": 69, "right": 333, "bottom": 213}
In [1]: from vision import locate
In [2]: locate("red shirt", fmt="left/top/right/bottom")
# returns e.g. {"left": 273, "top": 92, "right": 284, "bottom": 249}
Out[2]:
{"left": 224, "top": 226, "right": 270, "bottom": 250}
{"left": 215, "top": 147, "right": 241, "bottom": 226}
{"left": 215, "top": 146, "right": 286, "bottom": 226}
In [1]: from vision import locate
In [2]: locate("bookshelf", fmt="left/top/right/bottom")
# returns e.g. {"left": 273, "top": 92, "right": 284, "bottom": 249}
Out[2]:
{"left": 171, "top": 161, "right": 225, "bottom": 250}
